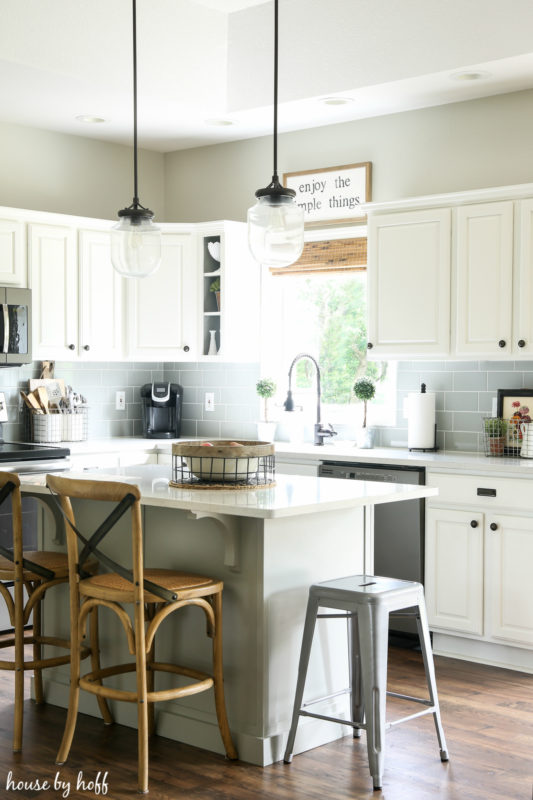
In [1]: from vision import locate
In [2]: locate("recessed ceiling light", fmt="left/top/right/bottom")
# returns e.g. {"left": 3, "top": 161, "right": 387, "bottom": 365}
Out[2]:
{"left": 450, "top": 70, "right": 491, "bottom": 82}
{"left": 205, "top": 118, "right": 234, "bottom": 126}
{"left": 75, "top": 114, "right": 107, "bottom": 124}
{"left": 321, "top": 97, "right": 354, "bottom": 106}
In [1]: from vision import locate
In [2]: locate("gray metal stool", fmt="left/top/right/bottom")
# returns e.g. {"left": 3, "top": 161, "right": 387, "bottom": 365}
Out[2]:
{"left": 284, "top": 575, "right": 449, "bottom": 790}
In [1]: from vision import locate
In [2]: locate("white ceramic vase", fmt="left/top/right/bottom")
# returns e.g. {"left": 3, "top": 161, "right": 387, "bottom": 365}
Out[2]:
{"left": 208, "top": 330, "right": 218, "bottom": 356}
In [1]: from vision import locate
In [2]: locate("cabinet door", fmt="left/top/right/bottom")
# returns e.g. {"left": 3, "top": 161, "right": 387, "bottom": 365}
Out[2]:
{"left": 79, "top": 230, "right": 124, "bottom": 360}
{"left": 127, "top": 232, "right": 197, "bottom": 361}
{"left": 29, "top": 223, "right": 78, "bottom": 360}
{"left": 0, "top": 217, "right": 26, "bottom": 285}
{"left": 454, "top": 201, "right": 513, "bottom": 356}
{"left": 515, "top": 199, "right": 533, "bottom": 356}
{"left": 425, "top": 508, "right": 484, "bottom": 635}
{"left": 486, "top": 514, "right": 533, "bottom": 646}
{"left": 367, "top": 208, "right": 451, "bottom": 357}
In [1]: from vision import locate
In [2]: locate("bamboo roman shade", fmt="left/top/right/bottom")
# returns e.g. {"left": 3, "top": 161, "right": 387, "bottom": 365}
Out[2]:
{"left": 269, "top": 237, "right": 367, "bottom": 276}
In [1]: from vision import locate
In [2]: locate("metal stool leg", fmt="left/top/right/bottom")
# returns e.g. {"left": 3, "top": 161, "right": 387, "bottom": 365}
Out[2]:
{"left": 347, "top": 612, "right": 364, "bottom": 738}
{"left": 284, "top": 593, "right": 320, "bottom": 763}
{"left": 357, "top": 602, "right": 389, "bottom": 790}
{"left": 415, "top": 596, "right": 449, "bottom": 762}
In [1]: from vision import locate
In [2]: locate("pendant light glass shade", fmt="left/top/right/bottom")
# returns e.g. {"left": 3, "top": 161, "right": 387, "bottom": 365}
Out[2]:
{"left": 111, "top": 0, "right": 161, "bottom": 279}
{"left": 248, "top": 0, "right": 304, "bottom": 268}
{"left": 111, "top": 212, "right": 161, "bottom": 279}
{"left": 248, "top": 192, "right": 304, "bottom": 267}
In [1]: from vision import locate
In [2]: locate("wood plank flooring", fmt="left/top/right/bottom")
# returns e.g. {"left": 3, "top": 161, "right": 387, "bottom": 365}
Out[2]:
{"left": 0, "top": 644, "right": 531, "bottom": 799}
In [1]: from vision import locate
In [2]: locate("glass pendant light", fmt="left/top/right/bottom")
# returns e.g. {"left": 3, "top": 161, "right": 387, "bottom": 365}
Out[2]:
{"left": 111, "top": 0, "right": 161, "bottom": 279}
{"left": 247, "top": 0, "right": 304, "bottom": 268}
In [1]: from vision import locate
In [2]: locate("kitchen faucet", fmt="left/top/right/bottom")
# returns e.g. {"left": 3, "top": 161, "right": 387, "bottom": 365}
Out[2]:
{"left": 283, "top": 353, "right": 337, "bottom": 446}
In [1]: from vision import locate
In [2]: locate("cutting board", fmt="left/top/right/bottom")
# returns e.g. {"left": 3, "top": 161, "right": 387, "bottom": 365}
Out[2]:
{"left": 29, "top": 379, "right": 65, "bottom": 405}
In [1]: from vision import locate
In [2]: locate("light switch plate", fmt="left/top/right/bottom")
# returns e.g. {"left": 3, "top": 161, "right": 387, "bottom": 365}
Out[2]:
{"left": 0, "top": 392, "right": 8, "bottom": 422}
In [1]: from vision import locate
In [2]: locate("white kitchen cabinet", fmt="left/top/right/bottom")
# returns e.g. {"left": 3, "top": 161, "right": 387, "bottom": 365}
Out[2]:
{"left": 78, "top": 229, "right": 124, "bottom": 360}
{"left": 198, "top": 221, "right": 260, "bottom": 361}
{"left": 29, "top": 223, "right": 78, "bottom": 360}
{"left": 367, "top": 208, "right": 451, "bottom": 358}
{"left": 486, "top": 513, "right": 533, "bottom": 647}
{"left": 126, "top": 230, "right": 198, "bottom": 361}
{"left": 514, "top": 198, "right": 533, "bottom": 356}
{"left": 454, "top": 201, "right": 514, "bottom": 357}
{"left": 425, "top": 507, "right": 484, "bottom": 635}
{"left": 0, "top": 216, "right": 26, "bottom": 285}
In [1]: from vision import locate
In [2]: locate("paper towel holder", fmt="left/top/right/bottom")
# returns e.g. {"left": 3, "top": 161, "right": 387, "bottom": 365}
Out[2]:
{"left": 408, "top": 383, "right": 439, "bottom": 452}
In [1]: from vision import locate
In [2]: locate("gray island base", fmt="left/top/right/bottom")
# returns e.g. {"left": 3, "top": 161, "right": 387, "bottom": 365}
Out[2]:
{"left": 21, "top": 465, "right": 437, "bottom": 766}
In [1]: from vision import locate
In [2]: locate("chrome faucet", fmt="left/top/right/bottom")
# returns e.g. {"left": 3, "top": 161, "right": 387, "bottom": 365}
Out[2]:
{"left": 283, "top": 353, "right": 337, "bottom": 446}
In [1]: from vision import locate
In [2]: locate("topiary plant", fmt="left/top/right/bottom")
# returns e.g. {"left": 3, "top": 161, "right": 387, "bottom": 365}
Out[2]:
{"left": 353, "top": 377, "right": 376, "bottom": 428}
{"left": 256, "top": 378, "right": 277, "bottom": 422}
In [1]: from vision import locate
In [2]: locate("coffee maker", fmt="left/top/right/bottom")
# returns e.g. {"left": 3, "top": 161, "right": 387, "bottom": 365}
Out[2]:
{"left": 140, "top": 383, "right": 183, "bottom": 439}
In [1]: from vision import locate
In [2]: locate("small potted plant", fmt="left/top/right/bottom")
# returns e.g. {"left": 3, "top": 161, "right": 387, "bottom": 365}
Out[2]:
{"left": 353, "top": 377, "right": 376, "bottom": 448}
{"left": 484, "top": 417, "right": 508, "bottom": 455}
{"left": 209, "top": 277, "right": 220, "bottom": 311}
{"left": 256, "top": 378, "right": 277, "bottom": 441}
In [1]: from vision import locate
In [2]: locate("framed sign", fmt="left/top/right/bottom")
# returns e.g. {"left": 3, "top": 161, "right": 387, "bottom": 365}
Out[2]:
{"left": 283, "top": 162, "right": 372, "bottom": 227}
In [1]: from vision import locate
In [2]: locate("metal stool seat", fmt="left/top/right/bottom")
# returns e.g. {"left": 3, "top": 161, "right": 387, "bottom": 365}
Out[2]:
{"left": 284, "top": 575, "right": 449, "bottom": 790}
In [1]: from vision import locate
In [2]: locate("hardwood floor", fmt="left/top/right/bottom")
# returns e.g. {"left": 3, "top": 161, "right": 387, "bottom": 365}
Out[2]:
{"left": 0, "top": 644, "right": 531, "bottom": 799}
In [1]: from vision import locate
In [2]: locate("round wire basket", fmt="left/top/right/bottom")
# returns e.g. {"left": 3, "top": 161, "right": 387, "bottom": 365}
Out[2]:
{"left": 170, "top": 440, "right": 275, "bottom": 488}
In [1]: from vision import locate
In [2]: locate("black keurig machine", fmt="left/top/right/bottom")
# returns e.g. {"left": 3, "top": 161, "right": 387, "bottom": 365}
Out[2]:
{"left": 140, "top": 382, "right": 183, "bottom": 439}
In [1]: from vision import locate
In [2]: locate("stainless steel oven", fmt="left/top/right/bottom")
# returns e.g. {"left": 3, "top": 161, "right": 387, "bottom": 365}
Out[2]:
{"left": 0, "top": 287, "right": 32, "bottom": 366}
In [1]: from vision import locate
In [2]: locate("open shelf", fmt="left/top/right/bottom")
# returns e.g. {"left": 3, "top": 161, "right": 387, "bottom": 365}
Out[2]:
{"left": 202, "top": 235, "right": 222, "bottom": 355}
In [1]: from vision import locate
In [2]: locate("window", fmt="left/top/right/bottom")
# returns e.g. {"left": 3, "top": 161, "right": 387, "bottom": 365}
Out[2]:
{"left": 261, "top": 231, "right": 396, "bottom": 435}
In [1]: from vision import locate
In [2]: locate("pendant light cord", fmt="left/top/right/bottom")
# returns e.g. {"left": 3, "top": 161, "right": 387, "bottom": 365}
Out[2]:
{"left": 132, "top": 0, "right": 139, "bottom": 207}
{"left": 272, "top": 0, "right": 279, "bottom": 182}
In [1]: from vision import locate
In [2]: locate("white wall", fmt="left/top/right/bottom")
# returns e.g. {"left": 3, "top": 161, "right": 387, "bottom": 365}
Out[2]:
{"left": 164, "top": 88, "right": 533, "bottom": 223}
{"left": 0, "top": 120, "right": 165, "bottom": 221}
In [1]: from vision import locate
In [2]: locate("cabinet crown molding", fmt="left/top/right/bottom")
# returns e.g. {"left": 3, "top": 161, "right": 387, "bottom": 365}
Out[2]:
{"left": 363, "top": 182, "right": 533, "bottom": 215}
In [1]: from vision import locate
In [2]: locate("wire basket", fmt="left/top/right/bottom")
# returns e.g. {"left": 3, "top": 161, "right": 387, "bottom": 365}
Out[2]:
{"left": 481, "top": 416, "right": 526, "bottom": 457}
{"left": 171, "top": 440, "right": 275, "bottom": 488}
{"left": 29, "top": 408, "right": 89, "bottom": 443}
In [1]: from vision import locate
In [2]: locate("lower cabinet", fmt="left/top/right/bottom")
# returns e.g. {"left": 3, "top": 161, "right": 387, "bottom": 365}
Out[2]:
{"left": 426, "top": 503, "right": 533, "bottom": 649}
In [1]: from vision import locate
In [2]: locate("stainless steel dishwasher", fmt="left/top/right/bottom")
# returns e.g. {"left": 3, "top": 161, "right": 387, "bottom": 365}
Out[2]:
{"left": 318, "top": 461, "right": 426, "bottom": 637}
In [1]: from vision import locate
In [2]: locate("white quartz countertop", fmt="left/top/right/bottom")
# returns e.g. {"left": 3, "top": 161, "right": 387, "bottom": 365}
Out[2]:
{"left": 63, "top": 437, "right": 533, "bottom": 476}
{"left": 19, "top": 464, "right": 437, "bottom": 520}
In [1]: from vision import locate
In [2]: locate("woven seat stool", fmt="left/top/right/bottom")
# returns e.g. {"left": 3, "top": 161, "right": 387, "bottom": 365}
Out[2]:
{"left": 284, "top": 575, "right": 448, "bottom": 790}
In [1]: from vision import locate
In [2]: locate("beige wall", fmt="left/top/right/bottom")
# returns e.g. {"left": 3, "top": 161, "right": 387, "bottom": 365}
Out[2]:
{"left": 163, "top": 89, "right": 533, "bottom": 223}
{"left": 0, "top": 121, "right": 165, "bottom": 221}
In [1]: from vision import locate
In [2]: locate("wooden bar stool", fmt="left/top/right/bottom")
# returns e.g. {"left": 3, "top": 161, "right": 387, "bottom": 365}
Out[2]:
{"left": 0, "top": 471, "right": 105, "bottom": 751}
{"left": 284, "top": 575, "right": 448, "bottom": 790}
{"left": 47, "top": 474, "right": 237, "bottom": 795}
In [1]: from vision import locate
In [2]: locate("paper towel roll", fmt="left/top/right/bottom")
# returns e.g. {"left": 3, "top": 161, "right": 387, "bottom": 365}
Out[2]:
{"left": 407, "top": 391, "right": 436, "bottom": 449}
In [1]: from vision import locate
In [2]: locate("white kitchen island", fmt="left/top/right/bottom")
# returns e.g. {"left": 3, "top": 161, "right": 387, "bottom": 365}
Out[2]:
{"left": 20, "top": 465, "right": 437, "bottom": 766}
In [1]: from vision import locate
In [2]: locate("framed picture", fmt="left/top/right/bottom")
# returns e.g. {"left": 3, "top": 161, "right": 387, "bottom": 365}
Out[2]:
{"left": 497, "top": 389, "right": 533, "bottom": 453}
{"left": 283, "top": 162, "right": 372, "bottom": 227}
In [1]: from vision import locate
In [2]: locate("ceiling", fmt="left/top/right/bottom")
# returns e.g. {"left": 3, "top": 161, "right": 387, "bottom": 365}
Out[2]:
{"left": 1, "top": 0, "right": 533, "bottom": 153}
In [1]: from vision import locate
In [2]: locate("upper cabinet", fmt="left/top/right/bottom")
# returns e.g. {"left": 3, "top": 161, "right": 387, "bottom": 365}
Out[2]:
{"left": 367, "top": 208, "right": 451, "bottom": 358}
{"left": 126, "top": 229, "right": 197, "bottom": 361}
{"left": 0, "top": 215, "right": 26, "bottom": 285}
{"left": 366, "top": 184, "right": 533, "bottom": 360}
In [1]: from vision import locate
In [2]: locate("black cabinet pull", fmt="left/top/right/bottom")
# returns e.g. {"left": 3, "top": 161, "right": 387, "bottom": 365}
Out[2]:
{"left": 68, "top": 344, "right": 75, "bottom": 350}
{"left": 83, "top": 345, "right": 90, "bottom": 351}
{"left": 477, "top": 487, "right": 496, "bottom": 497}
{"left": 367, "top": 342, "right": 373, "bottom": 350}
{"left": 470, "top": 520, "right": 478, "bottom": 528}
{"left": 490, "top": 522, "right": 498, "bottom": 531}
{"left": 518, "top": 339, "right": 526, "bottom": 348}
{"left": 498, "top": 339, "right": 506, "bottom": 348}
{"left": 183, "top": 345, "right": 190, "bottom": 353}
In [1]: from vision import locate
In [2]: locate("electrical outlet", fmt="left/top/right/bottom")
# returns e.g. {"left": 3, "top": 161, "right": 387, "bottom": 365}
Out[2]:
{"left": 115, "top": 391, "right": 126, "bottom": 411}
{"left": 205, "top": 392, "right": 215, "bottom": 412}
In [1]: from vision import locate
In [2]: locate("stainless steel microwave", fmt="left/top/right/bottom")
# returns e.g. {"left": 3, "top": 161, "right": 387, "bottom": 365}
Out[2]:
{"left": 0, "top": 287, "right": 31, "bottom": 366}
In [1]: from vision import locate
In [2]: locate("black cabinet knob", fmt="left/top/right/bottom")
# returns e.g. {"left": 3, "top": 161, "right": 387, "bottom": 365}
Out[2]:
{"left": 490, "top": 522, "right": 498, "bottom": 531}
{"left": 367, "top": 342, "right": 373, "bottom": 350}
{"left": 518, "top": 339, "right": 526, "bottom": 348}
{"left": 498, "top": 340, "right": 506, "bottom": 348}
{"left": 183, "top": 345, "right": 190, "bottom": 353}
{"left": 68, "top": 344, "right": 75, "bottom": 350}
{"left": 470, "top": 520, "right": 478, "bottom": 528}
{"left": 83, "top": 345, "right": 90, "bottom": 351}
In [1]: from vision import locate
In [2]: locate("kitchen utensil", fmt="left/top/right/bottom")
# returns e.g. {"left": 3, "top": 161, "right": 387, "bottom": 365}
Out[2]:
{"left": 21, "top": 390, "right": 43, "bottom": 414}
{"left": 30, "top": 378, "right": 65, "bottom": 404}
{"left": 36, "top": 386, "right": 49, "bottom": 414}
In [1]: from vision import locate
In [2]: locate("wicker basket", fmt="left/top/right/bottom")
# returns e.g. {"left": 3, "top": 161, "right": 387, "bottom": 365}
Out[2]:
{"left": 171, "top": 440, "right": 275, "bottom": 487}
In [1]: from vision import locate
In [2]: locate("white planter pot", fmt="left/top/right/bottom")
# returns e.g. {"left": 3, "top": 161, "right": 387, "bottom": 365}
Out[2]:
{"left": 356, "top": 427, "right": 375, "bottom": 449}
{"left": 257, "top": 421, "right": 277, "bottom": 442}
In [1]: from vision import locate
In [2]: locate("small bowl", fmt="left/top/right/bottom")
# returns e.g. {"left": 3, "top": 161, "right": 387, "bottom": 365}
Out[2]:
{"left": 186, "top": 456, "right": 259, "bottom": 481}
